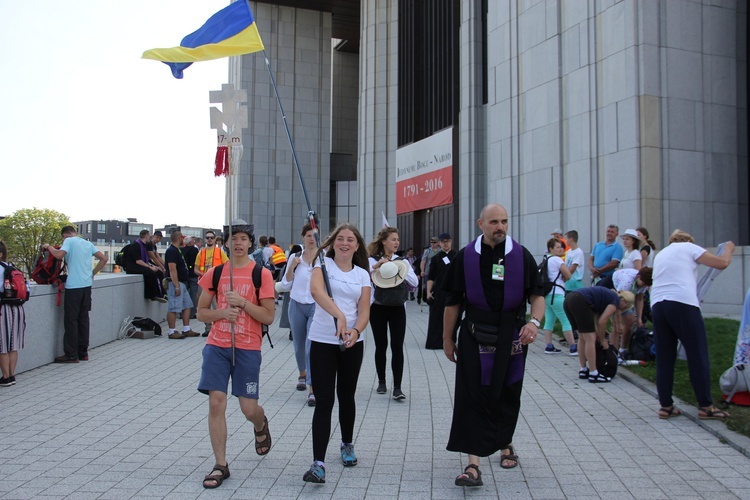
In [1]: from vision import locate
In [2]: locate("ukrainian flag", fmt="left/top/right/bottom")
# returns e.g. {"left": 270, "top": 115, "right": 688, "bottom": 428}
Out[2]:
{"left": 142, "top": 1, "right": 265, "bottom": 79}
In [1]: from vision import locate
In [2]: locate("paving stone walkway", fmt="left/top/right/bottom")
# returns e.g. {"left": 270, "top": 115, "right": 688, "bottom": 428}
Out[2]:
{"left": 1, "top": 300, "right": 749, "bottom": 499}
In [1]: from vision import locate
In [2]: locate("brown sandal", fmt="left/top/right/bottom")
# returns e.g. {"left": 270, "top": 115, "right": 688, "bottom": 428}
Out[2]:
{"left": 455, "top": 464, "right": 483, "bottom": 486}
{"left": 254, "top": 416, "right": 272, "bottom": 455}
{"left": 698, "top": 406, "right": 730, "bottom": 421}
{"left": 202, "top": 463, "right": 229, "bottom": 489}
{"left": 500, "top": 444, "right": 519, "bottom": 469}
{"left": 658, "top": 406, "right": 682, "bottom": 419}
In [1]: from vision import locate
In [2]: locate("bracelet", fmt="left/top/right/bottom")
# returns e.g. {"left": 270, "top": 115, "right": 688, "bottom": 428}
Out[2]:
{"left": 351, "top": 327, "right": 360, "bottom": 335}
{"left": 243, "top": 299, "right": 248, "bottom": 309}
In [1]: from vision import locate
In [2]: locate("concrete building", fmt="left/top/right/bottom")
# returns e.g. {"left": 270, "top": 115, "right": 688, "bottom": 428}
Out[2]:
{"left": 230, "top": 0, "right": 747, "bottom": 259}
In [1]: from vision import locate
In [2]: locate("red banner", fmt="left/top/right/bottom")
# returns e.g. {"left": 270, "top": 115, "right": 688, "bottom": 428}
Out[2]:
{"left": 396, "top": 166, "right": 453, "bottom": 214}
{"left": 395, "top": 127, "right": 453, "bottom": 214}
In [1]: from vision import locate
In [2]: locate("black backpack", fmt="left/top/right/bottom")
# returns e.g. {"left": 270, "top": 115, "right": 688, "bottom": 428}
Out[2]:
{"left": 132, "top": 317, "right": 162, "bottom": 336}
{"left": 537, "top": 255, "right": 563, "bottom": 303}
{"left": 628, "top": 327, "right": 655, "bottom": 361}
{"left": 372, "top": 256, "right": 408, "bottom": 306}
{"left": 596, "top": 341, "right": 619, "bottom": 379}
{"left": 210, "top": 263, "right": 274, "bottom": 348}
{"left": 115, "top": 242, "right": 132, "bottom": 268}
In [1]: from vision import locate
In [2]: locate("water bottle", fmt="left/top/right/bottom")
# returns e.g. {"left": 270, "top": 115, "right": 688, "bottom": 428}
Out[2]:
{"left": 621, "top": 360, "right": 645, "bottom": 366}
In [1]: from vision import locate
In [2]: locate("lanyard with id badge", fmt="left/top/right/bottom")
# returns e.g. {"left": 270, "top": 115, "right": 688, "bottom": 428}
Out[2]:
{"left": 492, "top": 257, "right": 504, "bottom": 281}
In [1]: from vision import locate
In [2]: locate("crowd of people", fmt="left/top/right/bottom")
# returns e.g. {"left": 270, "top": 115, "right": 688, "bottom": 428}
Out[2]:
{"left": 0, "top": 210, "right": 739, "bottom": 490}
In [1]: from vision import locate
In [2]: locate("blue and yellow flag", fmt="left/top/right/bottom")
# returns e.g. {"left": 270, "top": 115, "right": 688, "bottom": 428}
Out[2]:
{"left": 142, "top": 1, "right": 264, "bottom": 79}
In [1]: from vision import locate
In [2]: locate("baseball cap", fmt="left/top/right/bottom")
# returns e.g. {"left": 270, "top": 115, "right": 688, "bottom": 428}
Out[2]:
{"left": 438, "top": 232, "right": 452, "bottom": 240}
{"left": 551, "top": 228, "right": 563, "bottom": 235}
{"left": 430, "top": 236, "right": 439, "bottom": 243}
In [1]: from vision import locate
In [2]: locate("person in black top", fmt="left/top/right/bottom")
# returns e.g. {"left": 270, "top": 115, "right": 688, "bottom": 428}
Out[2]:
{"left": 182, "top": 236, "right": 200, "bottom": 319}
{"left": 124, "top": 229, "right": 166, "bottom": 303}
{"left": 424, "top": 232, "right": 457, "bottom": 349}
{"left": 165, "top": 230, "right": 199, "bottom": 339}
{"left": 442, "top": 204, "right": 544, "bottom": 487}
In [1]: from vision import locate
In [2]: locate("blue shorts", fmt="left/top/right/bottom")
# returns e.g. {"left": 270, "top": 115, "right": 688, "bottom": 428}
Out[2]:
{"left": 167, "top": 282, "right": 193, "bottom": 313}
{"left": 198, "top": 344, "right": 262, "bottom": 399}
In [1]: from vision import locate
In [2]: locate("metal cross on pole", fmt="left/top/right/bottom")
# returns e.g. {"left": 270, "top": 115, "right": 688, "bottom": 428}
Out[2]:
{"left": 209, "top": 83, "right": 248, "bottom": 366}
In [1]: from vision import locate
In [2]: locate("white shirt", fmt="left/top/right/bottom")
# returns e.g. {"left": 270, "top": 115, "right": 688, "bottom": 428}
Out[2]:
{"left": 641, "top": 245, "right": 655, "bottom": 267}
{"left": 546, "top": 255, "right": 566, "bottom": 297}
{"left": 280, "top": 252, "right": 315, "bottom": 304}
{"left": 612, "top": 268, "right": 645, "bottom": 293}
{"left": 308, "top": 257, "right": 371, "bottom": 345}
{"left": 650, "top": 242, "right": 707, "bottom": 308}
{"left": 620, "top": 249, "right": 642, "bottom": 269}
{"left": 565, "top": 247, "right": 584, "bottom": 281}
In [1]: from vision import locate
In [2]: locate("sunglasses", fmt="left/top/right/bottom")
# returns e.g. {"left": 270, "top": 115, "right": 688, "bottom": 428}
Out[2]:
{"left": 206, "top": 236, "right": 215, "bottom": 240}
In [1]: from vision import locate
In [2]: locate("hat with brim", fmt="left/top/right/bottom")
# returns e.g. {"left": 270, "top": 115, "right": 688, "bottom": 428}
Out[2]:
{"left": 223, "top": 219, "right": 255, "bottom": 242}
{"left": 621, "top": 228, "right": 639, "bottom": 240}
{"left": 372, "top": 260, "right": 410, "bottom": 289}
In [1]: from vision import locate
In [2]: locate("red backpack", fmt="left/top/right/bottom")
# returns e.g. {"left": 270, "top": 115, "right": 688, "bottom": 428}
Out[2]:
{"left": 31, "top": 246, "right": 67, "bottom": 306}
{"left": 1, "top": 262, "right": 29, "bottom": 306}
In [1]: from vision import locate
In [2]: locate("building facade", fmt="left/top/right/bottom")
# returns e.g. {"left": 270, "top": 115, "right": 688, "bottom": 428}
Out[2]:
{"left": 232, "top": 0, "right": 747, "bottom": 256}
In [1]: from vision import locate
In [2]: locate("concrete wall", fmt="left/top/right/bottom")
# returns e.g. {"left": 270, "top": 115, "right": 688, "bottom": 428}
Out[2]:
{"left": 229, "top": 1, "right": 333, "bottom": 244}
{"left": 478, "top": 0, "right": 747, "bottom": 256}
{"left": 357, "top": 0, "right": 399, "bottom": 240}
{"left": 16, "top": 274, "right": 167, "bottom": 374}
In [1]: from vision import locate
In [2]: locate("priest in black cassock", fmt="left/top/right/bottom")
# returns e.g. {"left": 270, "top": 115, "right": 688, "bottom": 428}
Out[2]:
{"left": 442, "top": 204, "right": 545, "bottom": 487}
{"left": 424, "top": 232, "right": 457, "bottom": 349}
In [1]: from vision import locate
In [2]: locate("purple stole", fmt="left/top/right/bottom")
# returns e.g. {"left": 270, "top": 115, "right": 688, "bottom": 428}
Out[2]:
{"left": 464, "top": 236, "right": 525, "bottom": 387}
{"left": 136, "top": 239, "right": 149, "bottom": 263}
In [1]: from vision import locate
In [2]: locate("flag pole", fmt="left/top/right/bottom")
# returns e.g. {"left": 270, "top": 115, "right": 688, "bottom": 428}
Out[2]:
{"left": 261, "top": 51, "right": 338, "bottom": 334}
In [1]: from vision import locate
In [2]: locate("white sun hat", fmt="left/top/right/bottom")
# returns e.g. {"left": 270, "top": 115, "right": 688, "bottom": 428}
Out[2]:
{"left": 371, "top": 260, "right": 410, "bottom": 289}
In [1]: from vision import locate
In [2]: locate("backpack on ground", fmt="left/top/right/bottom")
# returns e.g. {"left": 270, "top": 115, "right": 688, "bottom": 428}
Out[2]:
{"left": 0, "top": 262, "right": 29, "bottom": 306}
{"left": 720, "top": 364, "right": 750, "bottom": 406}
{"left": 627, "top": 327, "right": 655, "bottom": 361}
{"left": 596, "top": 341, "right": 619, "bottom": 379}
{"left": 131, "top": 317, "right": 162, "bottom": 336}
{"left": 537, "top": 255, "right": 563, "bottom": 304}
{"left": 115, "top": 242, "right": 132, "bottom": 268}
{"left": 210, "top": 262, "right": 274, "bottom": 348}
{"left": 252, "top": 247, "right": 274, "bottom": 272}
{"left": 31, "top": 246, "right": 67, "bottom": 306}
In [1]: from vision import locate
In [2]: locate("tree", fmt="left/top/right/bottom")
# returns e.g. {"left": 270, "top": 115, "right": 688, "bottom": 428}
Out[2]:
{"left": 0, "top": 208, "right": 72, "bottom": 275}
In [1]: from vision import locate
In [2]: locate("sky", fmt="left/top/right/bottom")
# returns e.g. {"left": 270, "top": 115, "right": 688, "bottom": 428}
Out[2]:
{"left": 0, "top": 0, "right": 237, "bottom": 228}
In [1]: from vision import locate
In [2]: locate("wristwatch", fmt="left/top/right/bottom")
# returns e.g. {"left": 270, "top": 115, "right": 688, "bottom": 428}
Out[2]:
{"left": 528, "top": 318, "right": 541, "bottom": 328}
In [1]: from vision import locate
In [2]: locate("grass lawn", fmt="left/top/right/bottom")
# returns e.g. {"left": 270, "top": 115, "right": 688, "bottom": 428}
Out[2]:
{"left": 550, "top": 316, "right": 749, "bottom": 437}
{"left": 623, "top": 317, "right": 750, "bottom": 437}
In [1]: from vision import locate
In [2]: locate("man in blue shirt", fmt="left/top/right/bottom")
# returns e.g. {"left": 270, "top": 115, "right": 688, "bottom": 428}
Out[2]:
{"left": 588, "top": 224, "right": 623, "bottom": 283}
{"left": 45, "top": 226, "right": 108, "bottom": 363}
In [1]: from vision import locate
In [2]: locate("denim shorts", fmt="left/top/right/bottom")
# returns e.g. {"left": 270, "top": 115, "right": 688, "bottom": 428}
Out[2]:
{"left": 198, "top": 344, "right": 261, "bottom": 399}
{"left": 167, "top": 282, "right": 194, "bottom": 313}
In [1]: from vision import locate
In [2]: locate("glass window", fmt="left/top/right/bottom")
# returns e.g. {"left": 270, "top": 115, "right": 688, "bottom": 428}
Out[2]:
{"left": 97, "top": 223, "right": 106, "bottom": 232}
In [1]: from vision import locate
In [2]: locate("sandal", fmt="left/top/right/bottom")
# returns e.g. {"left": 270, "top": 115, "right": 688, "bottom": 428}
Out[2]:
{"left": 254, "top": 416, "right": 272, "bottom": 455}
{"left": 454, "top": 464, "right": 483, "bottom": 487}
{"left": 202, "top": 463, "right": 230, "bottom": 489}
{"left": 698, "top": 406, "right": 730, "bottom": 421}
{"left": 500, "top": 445, "right": 519, "bottom": 469}
{"left": 658, "top": 406, "right": 682, "bottom": 419}
{"left": 296, "top": 377, "right": 306, "bottom": 391}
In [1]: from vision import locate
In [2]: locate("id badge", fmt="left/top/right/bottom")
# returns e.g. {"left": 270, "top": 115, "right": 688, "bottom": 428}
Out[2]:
{"left": 492, "top": 263, "right": 504, "bottom": 281}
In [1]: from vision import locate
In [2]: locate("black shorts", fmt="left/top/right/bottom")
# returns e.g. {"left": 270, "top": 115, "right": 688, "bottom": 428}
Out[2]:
{"left": 563, "top": 291, "right": 596, "bottom": 333}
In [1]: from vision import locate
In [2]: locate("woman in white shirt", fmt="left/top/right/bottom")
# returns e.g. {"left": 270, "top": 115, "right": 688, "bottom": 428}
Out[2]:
{"left": 637, "top": 227, "right": 657, "bottom": 268}
{"left": 279, "top": 225, "right": 318, "bottom": 405}
{"left": 303, "top": 223, "right": 371, "bottom": 484}
{"left": 367, "top": 228, "right": 419, "bottom": 400}
{"left": 540, "top": 238, "right": 576, "bottom": 355}
{"left": 619, "top": 229, "right": 642, "bottom": 270}
{"left": 651, "top": 230, "right": 734, "bottom": 421}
